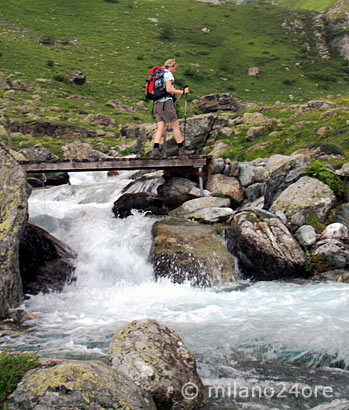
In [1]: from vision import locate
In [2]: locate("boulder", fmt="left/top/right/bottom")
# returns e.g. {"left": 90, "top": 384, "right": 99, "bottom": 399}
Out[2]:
{"left": 158, "top": 177, "right": 198, "bottom": 208}
{"left": 62, "top": 141, "right": 109, "bottom": 161}
{"left": 270, "top": 176, "right": 337, "bottom": 230}
{"left": 188, "top": 207, "right": 234, "bottom": 223}
{"left": 108, "top": 319, "right": 206, "bottom": 410}
{"left": 192, "top": 93, "right": 241, "bottom": 113}
{"left": 313, "top": 239, "right": 349, "bottom": 269}
{"left": 83, "top": 113, "right": 114, "bottom": 127}
{"left": 65, "top": 71, "right": 87, "bottom": 85}
{"left": 20, "top": 144, "right": 59, "bottom": 162}
{"left": 336, "top": 203, "right": 349, "bottom": 229}
{"left": 19, "top": 224, "right": 77, "bottom": 295}
{"left": 150, "top": 217, "right": 236, "bottom": 286}
{"left": 245, "top": 183, "right": 264, "bottom": 202}
{"left": 8, "top": 360, "right": 156, "bottom": 410}
{"left": 320, "top": 223, "right": 348, "bottom": 242}
{"left": 312, "top": 269, "right": 349, "bottom": 283}
{"left": 295, "top": 225, "right": 317, "bottom": 247}
{"left": 0, "top": 142, "right": 30, "bottom": 319}
{"left": 246, "top": 126, "right": 265, "bottom": 141}
{"left": 330, "top": 34, "right": 349, "bottom": 60}
{"left": 242, "top": 112, "right": 269, "bottom": 126}
{"left": 229, "top": 209, "right": 307, "bottom": 280}
{"left": 169, "top": 196, "right": 231, "bottom": 218}
{"left": 106, "top": 99, "right": 141, "bottom": 113}
{"left": 112, "top": 192, "right": 167, "bottom": 218}
{"left": 206, "top": 174, "right": 244, "bottom": 207}
{"left": 263, "top": 154, "right": 315, "bottom": 209}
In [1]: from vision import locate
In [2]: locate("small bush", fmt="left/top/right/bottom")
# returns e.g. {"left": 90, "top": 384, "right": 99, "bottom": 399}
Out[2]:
{"left": 306, "top": 253, "right": 332, "bottom": 276}
{"left": 304, "top": 160, "right": 346, "bottom": 198}
{"left": 53, "top": 74, "right": 66, "bottom": 83}
{"left": 283, "top": 78, "right": 295, "bottom": 85}
{"left": 159, "top": 24, "right": 174, "bottom": 41}
{"left": 40, "top": 35, "right": 55, "bottom": 45}
{"left": 0, "top": 349, "right": 38, "bottom": 407}
{"left": 104, "top": 0, "right": 119, "bottom": 3}
{"left": 47, "top": 60, "right": 54, "bottom": 68}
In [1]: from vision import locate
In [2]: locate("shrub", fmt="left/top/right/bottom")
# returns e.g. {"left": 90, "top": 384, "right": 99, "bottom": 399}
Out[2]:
{"left": 0, "top": 349, "right": 38, "bottom": 407}
{"left": 47, "top": 60, "right": 54, "bottom": 68}
{"left": 306, "top": 253, "right": 333, "bottom": 276}
{"left": 104, "top": 0, "right": 119, "bottom": 3}
{"left": 159, "top": 24, "right": 174, "bottom": 41}
{"left": 40, "top": 35, "right": 55, "bottom": 45}
{"left": 304, "top": 160, "right": 346, "bottom": 198}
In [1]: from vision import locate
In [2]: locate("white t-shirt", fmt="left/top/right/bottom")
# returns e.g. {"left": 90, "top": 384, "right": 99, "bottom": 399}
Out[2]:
{"left": 155, "top": 69, "right": 174, "bottom": 103}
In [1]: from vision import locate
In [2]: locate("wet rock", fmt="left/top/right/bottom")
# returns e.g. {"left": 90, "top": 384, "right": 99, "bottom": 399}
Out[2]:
{"left": 158, "top": 177, "right": 198, "bottom": 208}
{"left": 8, "top": 360, "right": 156, "bottom": 409}
{"left": 108, "top": 318, "right": 206, "bottom": 410}
{"left": 150, "top": 217, "right": 236, "bottom": 286}
{"left": 62, "top": 141, "right": 109, "bottom": 161}
{"left": 295, "top": 225, "right": 317, "bottom": 247}
{"left": 230, "top": 209, "right": 307, "bottom": 280}
{"left": 192, "top": 93, "right": 241, "bottom": 113}
{"left": 0, "top": 141, "right": 30, "bottom": 319}
{"left": 112, "top": 192, "right": 167, "bottom": 218}
{"left": 206, "top": 174, "right": 244, "bottom": 207}
{"left": 270, "top": 176, "right": 337, "bottom": 230}
{"left": 19, "top": 223, "right": 76, "bottom": 295}
{"left": 312, "top": 269, "right": 349, "bottom": 283}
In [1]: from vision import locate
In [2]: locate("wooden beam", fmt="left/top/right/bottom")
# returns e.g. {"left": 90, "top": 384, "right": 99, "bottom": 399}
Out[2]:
{"left": 20, "top": 156, "right": 212, "bottom": 173}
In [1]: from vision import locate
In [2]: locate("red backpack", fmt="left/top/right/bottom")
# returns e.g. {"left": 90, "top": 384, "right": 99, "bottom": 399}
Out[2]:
{"left": 145, "top": 66, "right": 169, "bottom": 101}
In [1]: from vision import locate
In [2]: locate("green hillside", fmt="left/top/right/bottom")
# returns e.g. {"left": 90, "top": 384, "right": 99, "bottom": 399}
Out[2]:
{"left": 0, "top": 0, "right": 348, "bottom": 162}
{"left": 0, "top": 0, "right": 347, "bottom": 104}
{"left": 274, "top": 0, "right": 335, "bottom": 12}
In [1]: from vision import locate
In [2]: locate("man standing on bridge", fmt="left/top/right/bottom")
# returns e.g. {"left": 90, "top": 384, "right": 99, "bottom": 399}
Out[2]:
{"left": 151, "top": 59, "right": 189, "bottom": 159}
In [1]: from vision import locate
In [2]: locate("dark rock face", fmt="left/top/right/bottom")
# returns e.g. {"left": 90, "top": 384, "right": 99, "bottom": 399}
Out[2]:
{"left": 8, "top": 360, "right": 156, "bottom": 410}
{"left": 229, "top": 209, "right": 307, "bottom": 280}
{"left": 108, "top": 318, "right": 206, "bottom": 410}
{"left": 112, "top": 192, "right": 167, "bottom": 218}
{"left": 19, "top": 224, "right": 77, "bottom": 295}
{"left": 158, "top": 177, "right": 198, "bottom": 208}
{"left": 0, "top": 141, "right": 30, "bottom": 318}
{"left": 9, "top": 120, "right": 97, "bottom": 140}
{"left": 192, "top": 93, "right": 242, "bottom": 113}
{"left": 27, "top": 172, "right": 69, "bottom": 188}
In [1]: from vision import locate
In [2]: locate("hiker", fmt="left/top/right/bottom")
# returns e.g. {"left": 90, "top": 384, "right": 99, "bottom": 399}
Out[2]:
{"left": 151, "top": 59, "right": 189, "bottom": 159}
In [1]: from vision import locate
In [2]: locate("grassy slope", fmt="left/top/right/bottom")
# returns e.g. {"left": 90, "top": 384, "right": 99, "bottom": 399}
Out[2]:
{"left": 0, "top": 0, "right": 348, "bottom": 161}
{"left": 275, "top": 0, "right": 335, "bottom": 12}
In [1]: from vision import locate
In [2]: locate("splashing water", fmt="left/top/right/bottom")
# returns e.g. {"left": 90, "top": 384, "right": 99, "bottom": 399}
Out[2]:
{"left": 2, "top": 171, "right": 349, "bottom": 409}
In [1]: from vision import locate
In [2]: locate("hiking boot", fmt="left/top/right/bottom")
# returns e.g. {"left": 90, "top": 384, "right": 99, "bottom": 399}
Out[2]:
{"left": 151, "top": 147, "right": 162, "bottom": 159}
{"left": 178, "top": 146, "right": 188, "bottom": 157}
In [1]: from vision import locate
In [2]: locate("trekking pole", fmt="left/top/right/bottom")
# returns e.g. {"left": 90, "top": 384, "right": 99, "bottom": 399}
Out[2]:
{"left": 183, "top": 85, "right": 188, "bottom": 143}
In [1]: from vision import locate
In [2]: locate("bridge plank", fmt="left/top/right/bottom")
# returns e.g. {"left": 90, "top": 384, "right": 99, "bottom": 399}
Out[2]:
{"left": 20, "top": 156, "right": 212, "bottom": 173}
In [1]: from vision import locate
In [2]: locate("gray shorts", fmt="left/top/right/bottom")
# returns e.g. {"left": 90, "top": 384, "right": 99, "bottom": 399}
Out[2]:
{"left": 154, "top": 99, "right": 178, "bottom": 123}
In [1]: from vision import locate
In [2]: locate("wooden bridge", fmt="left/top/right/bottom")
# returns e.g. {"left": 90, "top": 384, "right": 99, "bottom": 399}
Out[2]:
{"left": 20, "top": 155, "right": 213, "bottom": 195}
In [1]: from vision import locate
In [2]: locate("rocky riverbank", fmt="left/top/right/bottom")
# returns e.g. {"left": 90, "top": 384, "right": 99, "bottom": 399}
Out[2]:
{"left": 1, "top": 99, "right": 349, "bottom": 408}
